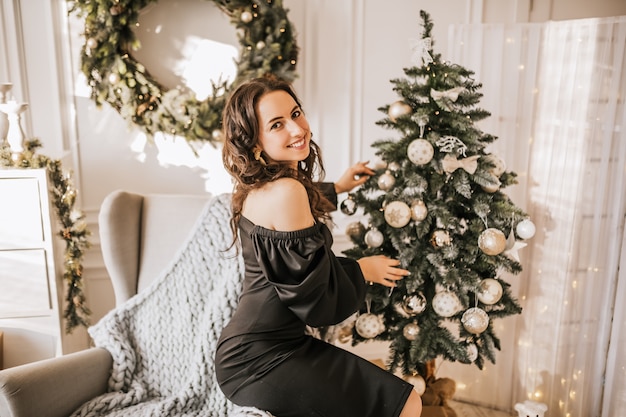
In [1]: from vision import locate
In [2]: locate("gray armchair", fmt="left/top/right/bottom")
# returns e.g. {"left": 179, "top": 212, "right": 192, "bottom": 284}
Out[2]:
{"left": 0, "top": 190, "right": 212, "bottom": 417}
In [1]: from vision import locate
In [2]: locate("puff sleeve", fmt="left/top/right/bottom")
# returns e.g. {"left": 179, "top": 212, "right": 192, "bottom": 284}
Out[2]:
{"left": 251, "top": 223, "right": 365, "bottom": 327}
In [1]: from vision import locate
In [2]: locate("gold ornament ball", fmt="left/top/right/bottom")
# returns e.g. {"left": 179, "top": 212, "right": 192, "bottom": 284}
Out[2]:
{"left": 404, "top": 374, "right": 426, "bottom": 395}
{"left": 462, "top": 307, "right": 490, "bottom": 334}
{"left": 477, "top": 278, "right": 503, "bottom": 305}
{"left": 384, "top": 201, "right": 412, "bottom": 228}
{"left": 407, "top": 139, "right": 434, "bottom": 165}
{"left": 478, "top": 228, "right": 507, "bottom": 255}
{"left": 355, "top": 313, "right": 384, "bottom": 339}
{"left": 410, "top": 200, "right": 428, "bottom": 221}
{"left": 402, "top": 322, "right": 420, "bottom": 341}
{"left": 345, "top": 221, "right": 366, "bottom": 242}
{"left": 388, "top": 100, "right": 413, "bottom": 122}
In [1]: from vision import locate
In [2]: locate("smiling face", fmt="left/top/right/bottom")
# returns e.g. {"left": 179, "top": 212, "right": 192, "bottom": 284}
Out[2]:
{"left": 255, "top": 90, "right": 311, "bottom": 169}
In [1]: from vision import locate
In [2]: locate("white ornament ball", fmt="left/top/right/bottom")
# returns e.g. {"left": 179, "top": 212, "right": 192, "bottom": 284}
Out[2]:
{"left": 478, "top": 228, "right": 507, "bottom": 255}
{"left": 404, "top": 374, "right": 426, "bottom": 395}
{"left": 212, "top": 129, "right": 224, "bottom": 141}
{"left": 240, "top": 11, "right": 253, "bottom": 23}
{"left": 477, "top": 278, "right": 503, "bottom": 305}
{"left": 388, "top": 161, "right": 401, "bottom": 172}
{"left": 516, "top": 219, "right": 536, "bottom": 240}
{"left": 466, "top": 343, "right": 479, "bottom": 362}
{"left": 108, "top": 72, "right": 120, "bottom": 84}
{"left": 402, "top": 322, "right": 420, "bottom": 341}
{"left": 407, "top": 139, "right": 434, "bottom": 165}
{"left": 355, "top": 313, "right": 384, "bottom": 339}
{"left": 432, "top": 291, "right": 461, "bottom": 318}
{"left": 410, "top": 200, "right": 428, "bottom": 221}
{"left": 377, "top": 170, "right": 396, "bottom": 191}
{"left": 364, "top": 228, "right": 384, "bottom": 248}
{"left": 462, "top": 307, "right": 490, "bottom": 334}
{"left": 86, "top": 37, "right": 98, "bottom": 49}
{"left": 388, "top": 100, "right": 413, "bottom": 122}
{"left": 384, "top": 201, "right": 412, "bottom": 228}
{"left": 256, "top": 41, "right": 266, "bottom": 50}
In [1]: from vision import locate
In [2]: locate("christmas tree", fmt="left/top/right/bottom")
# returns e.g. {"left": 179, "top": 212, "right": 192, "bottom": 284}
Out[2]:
{"left": 342, "top": 11, "right": 535, "bottom": 384}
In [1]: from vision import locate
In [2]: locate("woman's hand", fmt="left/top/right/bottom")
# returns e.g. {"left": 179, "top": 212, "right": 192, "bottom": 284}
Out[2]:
{"left": 357, "top": 255, "right": 410, "bottom": 288}
{"left": 334, "top": 161, "right": 376, "bottom": 194}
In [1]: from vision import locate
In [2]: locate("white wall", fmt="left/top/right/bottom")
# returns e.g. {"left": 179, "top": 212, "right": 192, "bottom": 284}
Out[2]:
{"left": 1, "top": 0, "right": 625, "bottom": 411}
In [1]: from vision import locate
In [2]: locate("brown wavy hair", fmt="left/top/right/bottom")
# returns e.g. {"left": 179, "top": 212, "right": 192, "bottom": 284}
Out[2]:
{"left": 222, "top": 76, "right": 334, "bottom": 247}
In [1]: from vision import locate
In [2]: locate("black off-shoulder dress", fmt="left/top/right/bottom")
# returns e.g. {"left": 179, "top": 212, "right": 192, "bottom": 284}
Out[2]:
{"left": 214, "top": 216, "right": 413, "bottom": 417}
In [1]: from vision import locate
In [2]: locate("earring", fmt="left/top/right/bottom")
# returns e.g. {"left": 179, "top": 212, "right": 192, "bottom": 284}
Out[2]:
{"left": 253, "top": 147, "right": 267, "bottom": 166}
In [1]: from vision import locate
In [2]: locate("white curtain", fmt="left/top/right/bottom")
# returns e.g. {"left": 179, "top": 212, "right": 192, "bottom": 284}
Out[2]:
{"left": 447, "top": 16, "right": 626, "bottom": 416}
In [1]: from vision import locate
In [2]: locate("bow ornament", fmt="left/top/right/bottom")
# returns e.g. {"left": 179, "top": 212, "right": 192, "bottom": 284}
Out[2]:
{"left": 410, "top": 37, "right": 433, "bottom": 66}
{"left": 430, "top": 87, "right": 465, "bottom": 111}
{"left": 442, "top": 154, "right": 480, "bottom": 175}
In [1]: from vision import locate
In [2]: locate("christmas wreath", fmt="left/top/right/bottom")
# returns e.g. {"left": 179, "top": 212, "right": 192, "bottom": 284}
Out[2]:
{"left": 67, "top": 0, "right": 299, "bottom": 149}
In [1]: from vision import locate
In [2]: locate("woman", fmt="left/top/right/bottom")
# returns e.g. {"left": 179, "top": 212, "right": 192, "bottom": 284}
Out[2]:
{"left": 215, "top": 76, "right": 423, "bottom": 417}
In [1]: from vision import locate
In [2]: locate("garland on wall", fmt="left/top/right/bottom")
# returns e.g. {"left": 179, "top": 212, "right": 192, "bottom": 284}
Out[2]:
{"left": 67, "top": 0, "right": 299, "bottom": 150}
{"left": 1, "top": 141, "right": 91, "bottom": 333}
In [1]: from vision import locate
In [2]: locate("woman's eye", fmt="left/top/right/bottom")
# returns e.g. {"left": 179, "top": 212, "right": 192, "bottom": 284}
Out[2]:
{"left": 271, "top": 121, "right": 282, "bottom": 130}
{"left": 292, "top": 110, "right": 301, "bottom": 119}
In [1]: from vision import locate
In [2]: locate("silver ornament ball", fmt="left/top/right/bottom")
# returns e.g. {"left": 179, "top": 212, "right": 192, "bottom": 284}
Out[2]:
{"left": 462, "top": 307, "right": 490, "bottom": 334}
{"left": 477, "top": 278, "right": 503, "bottom": 305}
{"left": 430, "top": 230, "right": 451, "bottom": 247}
{"left": 377, "top": 170, "right": 396, "bottom": 191}
{"left": 466, "top": 343, "right": 479, "bottom": 362}
{"left": 403, "top": 293, "right": 427, "bottom": 315}
{"left": 410, "top": 200, "right": 428, "bottom": 221}
{"left": 364, "top": 228, "right": 384, "bottom": 248}
{"left": 340, "top": 197, "right": 357, "bottom": 215}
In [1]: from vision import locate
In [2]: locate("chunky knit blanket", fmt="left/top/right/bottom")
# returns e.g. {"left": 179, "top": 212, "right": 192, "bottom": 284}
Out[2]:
{"left": 71, "top": 194, "right": 273, "bottom": 417}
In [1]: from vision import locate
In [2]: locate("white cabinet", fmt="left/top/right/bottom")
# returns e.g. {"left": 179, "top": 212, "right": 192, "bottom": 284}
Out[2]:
{"left": 0, "top": 168, "right": 74, "bottom": 368}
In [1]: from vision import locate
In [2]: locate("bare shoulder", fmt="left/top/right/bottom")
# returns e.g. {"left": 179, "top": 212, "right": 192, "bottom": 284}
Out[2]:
{"left": 243, "top": 178, "right": 315, "bottom": 231}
